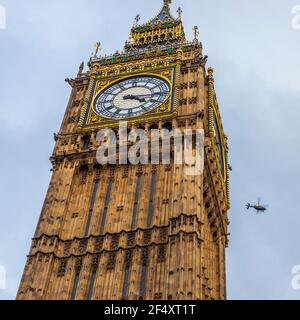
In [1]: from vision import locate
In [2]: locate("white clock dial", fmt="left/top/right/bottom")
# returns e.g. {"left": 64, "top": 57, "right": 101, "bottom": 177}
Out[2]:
{"left": 94, "top": 76, "right": 170, "bottom": 119}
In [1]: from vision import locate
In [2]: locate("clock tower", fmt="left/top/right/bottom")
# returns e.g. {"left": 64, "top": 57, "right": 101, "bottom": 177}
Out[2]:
{"left": 17, "top": 0, "right": 230, "bottom": 300}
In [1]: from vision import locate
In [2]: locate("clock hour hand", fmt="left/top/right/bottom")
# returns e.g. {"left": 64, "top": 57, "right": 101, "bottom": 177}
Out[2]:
{"left": 123, "top": 94, "right": 146, "bottom": 102}
{"left": 123, "top": 91, "right": 168, "bottom": 102}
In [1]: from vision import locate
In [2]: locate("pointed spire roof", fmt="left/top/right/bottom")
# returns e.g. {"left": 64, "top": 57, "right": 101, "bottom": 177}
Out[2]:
{"left": 149, "top": 0, "right": 177, "bottom": 25}
{"left": 88, "top": 1, "right": 203, "bottom": 67}
{"left": 125, "top": 0, "right": 186, "bottom": 53}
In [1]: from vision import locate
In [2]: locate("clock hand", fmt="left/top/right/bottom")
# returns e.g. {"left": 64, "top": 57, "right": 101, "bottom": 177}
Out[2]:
{"left": 123, "top": 94, "right": 134, "bottom": 100}
{"left": 123, "top": 91, "right": 168, "bottom": 102}
{"left": 130, "top": 92, "right": 166, "bottom": 97}
{"left": 123, "top": 94, "right": 146, "bottom": 102}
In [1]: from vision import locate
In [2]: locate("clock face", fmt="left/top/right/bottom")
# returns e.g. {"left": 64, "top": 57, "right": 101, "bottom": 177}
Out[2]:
{"left": 94, "top": 75, "right": 170, "bottom": 119}
{"left": 213, "top": 112, "right": 225, "bottom": 178}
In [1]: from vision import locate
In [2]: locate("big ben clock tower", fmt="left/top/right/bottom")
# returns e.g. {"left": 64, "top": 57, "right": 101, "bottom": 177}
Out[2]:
{"left": 17, "top": 0, "right": 230, "bottom": 300}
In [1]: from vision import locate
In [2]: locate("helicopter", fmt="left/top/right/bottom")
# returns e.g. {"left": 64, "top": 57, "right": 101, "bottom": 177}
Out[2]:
{"left": 246, "top": 198, "right": 268, "bottom": 214}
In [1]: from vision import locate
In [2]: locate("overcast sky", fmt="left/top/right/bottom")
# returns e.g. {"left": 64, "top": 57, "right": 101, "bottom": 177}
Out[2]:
{"left": 0, "top": 0, "right": 300, "bottom": 300}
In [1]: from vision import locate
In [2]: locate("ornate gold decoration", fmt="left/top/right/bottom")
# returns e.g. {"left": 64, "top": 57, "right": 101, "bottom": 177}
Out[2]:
{"left": 207, "top": 66, "right": 230, "bottom": 208}
{"left": 78, "top": 61, "right": 181, "bottom": 131}
{"left": 78, "top": 77, "right": 96, "bottom": 128}
{"left": 90, "top": 42, "right": 101, "bottom": 61}
{"left": 159, "top": 103, "right": 168, "bottom": 112}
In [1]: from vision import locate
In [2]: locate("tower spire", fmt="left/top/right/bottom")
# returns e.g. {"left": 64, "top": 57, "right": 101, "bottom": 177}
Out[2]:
{"left": 149, "top": 0, "right": 176, "bottom": 25}
{"left": 125, "top": 0, "right": 186, "bottom": 52}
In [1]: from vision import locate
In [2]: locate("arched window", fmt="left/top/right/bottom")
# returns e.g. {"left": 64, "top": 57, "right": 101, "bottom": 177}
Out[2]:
{"left": 82, "top": 135, "right": 91, "bottom": 149}
{"left": 162, "top": 121, "right": 173, "bottom": 131}
{"left": 149, "top": 124, "right": 159, "bottom": 130}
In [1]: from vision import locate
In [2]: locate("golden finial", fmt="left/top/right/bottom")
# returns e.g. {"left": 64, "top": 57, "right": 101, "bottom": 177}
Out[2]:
{"left": 91, "top": 42, "right": 101, "bottom": 60}
{"left": 208, "top": 67, "right": 214, "bottom": 76}
{"left": 77, "top": 62, "right": 84, "bottom": 76}
{"left": 193, "top": 26, "right": 200, "bottom": 44}
{"left": 134, "top": 14, "right": 140, "bottom": 27}
{"left": 177, "top": 7, "right": 183, "bottom": 19}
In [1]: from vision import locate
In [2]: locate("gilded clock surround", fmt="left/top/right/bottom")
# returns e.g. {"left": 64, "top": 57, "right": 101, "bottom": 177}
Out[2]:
{"left": 79, "top": 63, "right": 180, "bottom": 130}
{"left": 17, "top": 0, "right": 231, "bottom": 301}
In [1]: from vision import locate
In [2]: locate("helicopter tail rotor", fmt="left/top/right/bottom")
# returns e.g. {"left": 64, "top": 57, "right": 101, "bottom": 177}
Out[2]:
{"left": 246, "top": 203, "right": 250, "bottom": 210}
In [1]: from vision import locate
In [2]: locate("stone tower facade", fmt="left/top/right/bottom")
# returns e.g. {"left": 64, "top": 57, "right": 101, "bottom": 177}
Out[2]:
{"left": 17, "top": 0, "right": 230, "bottom": 300}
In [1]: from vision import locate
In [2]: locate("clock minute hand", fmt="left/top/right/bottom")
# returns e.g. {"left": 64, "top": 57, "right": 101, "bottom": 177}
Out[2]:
{"left": 132, "top": 92, "right": 165, "bottom": 97}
